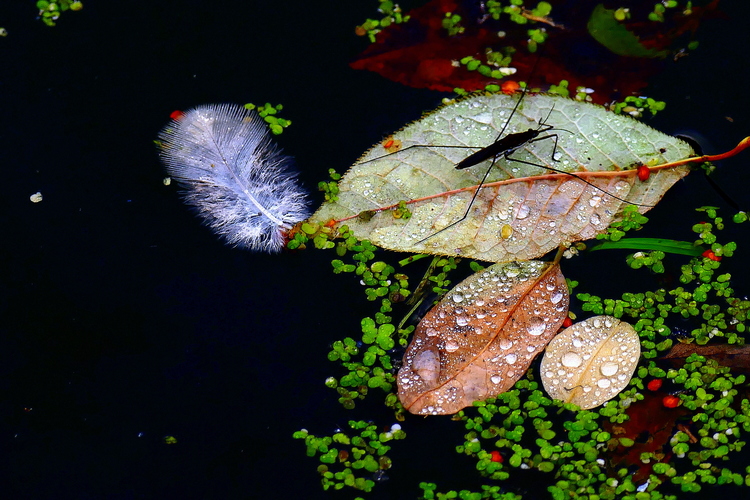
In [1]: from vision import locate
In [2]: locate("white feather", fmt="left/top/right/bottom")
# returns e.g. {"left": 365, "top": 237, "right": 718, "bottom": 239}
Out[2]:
{"left": 158, "top": 104, "right": 309, "bottom": 252}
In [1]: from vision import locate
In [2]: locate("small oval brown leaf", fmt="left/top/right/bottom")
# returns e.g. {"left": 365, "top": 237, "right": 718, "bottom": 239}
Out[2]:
{"left": 398, "top": 260, "right": 569, "bottom": 415}
{"left": 540, "top": 315, "right": 640, "bottom": 410}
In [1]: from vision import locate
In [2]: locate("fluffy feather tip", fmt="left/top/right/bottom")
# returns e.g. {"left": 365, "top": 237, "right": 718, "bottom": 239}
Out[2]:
{"left": 158, "top": 104, "right": 309, "bottom": 252}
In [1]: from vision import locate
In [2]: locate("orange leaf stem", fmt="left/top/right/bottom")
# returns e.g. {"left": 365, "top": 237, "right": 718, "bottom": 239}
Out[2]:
{"left": 332, "top": 137, "right": 750, "bottom": 224}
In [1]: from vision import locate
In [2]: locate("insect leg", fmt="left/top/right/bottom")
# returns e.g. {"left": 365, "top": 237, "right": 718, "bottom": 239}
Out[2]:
{"left": 503, "top": 143, "right": 654, "bottom": 207}
{"left": 528, "top": 133, "right": 561, "bottom": 161}
{"left": 416, "top": 156, "right": 501, "bottom": 244}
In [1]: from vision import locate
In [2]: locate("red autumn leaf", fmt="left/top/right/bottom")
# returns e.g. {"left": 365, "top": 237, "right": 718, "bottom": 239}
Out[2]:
{"left": 351, "top": 0, "right": 722, "bottom": 103}
{"left": 604, "top": 391, "right": 690, "bottom": 484}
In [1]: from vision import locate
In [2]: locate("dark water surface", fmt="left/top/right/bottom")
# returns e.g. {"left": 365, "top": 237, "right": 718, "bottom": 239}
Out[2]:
{"left": 1, "top": 1, "right": 749, "bottom": 499}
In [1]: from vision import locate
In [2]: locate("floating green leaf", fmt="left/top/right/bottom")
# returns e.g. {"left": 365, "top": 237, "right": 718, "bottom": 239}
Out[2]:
{"left": 310, "top": 93, "right": 693, "bottom": 262}
{"left": 588, "top": 237, "right": 704, "bottom": 256}
{"left": 540, "top": 315, "right": 640, "bottom": 410}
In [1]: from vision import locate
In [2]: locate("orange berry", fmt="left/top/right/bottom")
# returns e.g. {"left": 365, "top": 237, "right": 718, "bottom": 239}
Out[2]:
{"left": 662, "top": 395, "right": 680, "bottom": 408}
{"left": 647, "top": 379, "right": 663, "bottom": 391}
{"left": 637, "top": 165, "right": 650, "bottom": 181}
{"left": 501, "top": 81, "right": 520, "bottom": 95}
{"left": 702, "top": 249, "right": 721, "bottom": 261}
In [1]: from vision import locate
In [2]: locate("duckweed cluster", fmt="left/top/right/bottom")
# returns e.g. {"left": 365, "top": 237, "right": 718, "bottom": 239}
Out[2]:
{"left": 293, "top": 177, "right": 750, "bottom": 497}
{"left": 242, "top": 102, "right": 291, "bottom": 135}
{"left": 35, "top": 0, "right": 83, "bottom": 27}
{"left": 293, "top": 420, "right": 406, "bottom": 494}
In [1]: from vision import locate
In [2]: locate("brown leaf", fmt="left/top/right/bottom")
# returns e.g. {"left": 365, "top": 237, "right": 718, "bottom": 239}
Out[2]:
{"left": 397, "top": 260, "right": 569, "bottom": 415}
{"left": 661, "top": 342, "right": 750, "bottom": 373}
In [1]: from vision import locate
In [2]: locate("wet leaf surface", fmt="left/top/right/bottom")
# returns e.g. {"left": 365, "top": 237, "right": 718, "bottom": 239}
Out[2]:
{"left": 311, "top": 94, "right": 693, "bottom": 262}
{"left": 398, "top": 260, "right": 568, "bottom": 415}
{"left": 541, "top": 315, "right": 640, "bottom": 410}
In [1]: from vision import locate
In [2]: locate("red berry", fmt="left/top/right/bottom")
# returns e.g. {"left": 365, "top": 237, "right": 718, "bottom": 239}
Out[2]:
{"left": 702, "top": 249, "right": 721, "bottom": 261}
{"left": 647, "top": 379, "right": 663, "bottom": 391}
{"left": 637, "top": 165, "right": 651, "bottom": 181}
{"left": 170, "top": 110, "right": 185, "bottom": 120}
{"left": 562, "top": 317, "right": 573, "bottom": 328}
{"left": 490, "top": 450, "right": 503, "bottom": 463}
{"left": 662, "top": 395, "right": 680, "bottom": 408}
{"left": 501, "top": 81, "right": 521, "bottom": 95}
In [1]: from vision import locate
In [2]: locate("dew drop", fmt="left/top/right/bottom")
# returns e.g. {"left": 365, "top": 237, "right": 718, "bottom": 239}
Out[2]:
{"left": 491, "top": 375, "right": 502, "bottom": 384}
{"left": 505, "top": 353, "right": 518, "bottom": 365}
{"left": 597, "top": 378, "right": 612, "bottom": 389}
{"left": 456, "top": 316, "right": 469, "bottom": 326}
{"left": 505, "top": 266, "right": 520, "bottom": 278}
{"left": 445, "top": 340, "right": 459, "bottom": 353}
{"left": 550, "top": 292, "right": 564, "bottom": 304}
{"left": 527, "top": 317, "right": 546, "bottom": 336}
{"left": 516, "top": 205, "right": 531, "bottom": 219}
{"left": 615, "top": 181, "right": 630, "bottom": 192}
{"left": 501, "top": 224, "right": 513, "bottom": 239}
{"left": 561, "top": 352, "right": 582, "bottom": 368}
{"left": 452, "top": 293, "right": 464, "bottom": 303}
{"left": 499, "top": 339, "right": 513, "bottom": 350}
{"left": 572, "top": 338, "right": 583, "bottom": 348}
{"left": 426, "top": 327, "right": 439, "bottom": 337}
{"left": 600, "top": 362, "right": 619, "bottom": 376}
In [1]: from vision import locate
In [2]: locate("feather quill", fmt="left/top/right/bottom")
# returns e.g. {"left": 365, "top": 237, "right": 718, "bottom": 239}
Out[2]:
{"left": 158, "top": 104, "right": 309, "bottom": 252}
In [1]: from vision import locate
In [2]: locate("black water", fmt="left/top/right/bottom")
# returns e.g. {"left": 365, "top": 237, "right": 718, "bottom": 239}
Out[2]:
{"left": 1, "top": 1, "right": 749, "bottom": 499}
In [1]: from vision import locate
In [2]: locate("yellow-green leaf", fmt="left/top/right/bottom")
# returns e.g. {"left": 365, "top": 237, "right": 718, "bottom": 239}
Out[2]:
{"left": 309, "top": 94, "right": 693, "bottom": 262}
{"left": 540, "top": 315, "right": 640, "bottom": 410}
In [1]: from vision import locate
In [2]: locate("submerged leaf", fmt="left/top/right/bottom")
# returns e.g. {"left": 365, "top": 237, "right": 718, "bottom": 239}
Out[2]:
{"left": 310, "top": 94, "right": 694, "bottom": 262}
{"left": 662, "top": 343, "right": 750, "bottom": 373}
{"left": 398, "top": 260, "right": 568, "bottom": 415}
{"left": 587, "top": 5, "right": 669, "bottom": 58}
{"left": 541, "top": 315, "right": 640, "bottom": 410}
{"left": 603, "top": 391, "right": 690, "bottom": 484}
